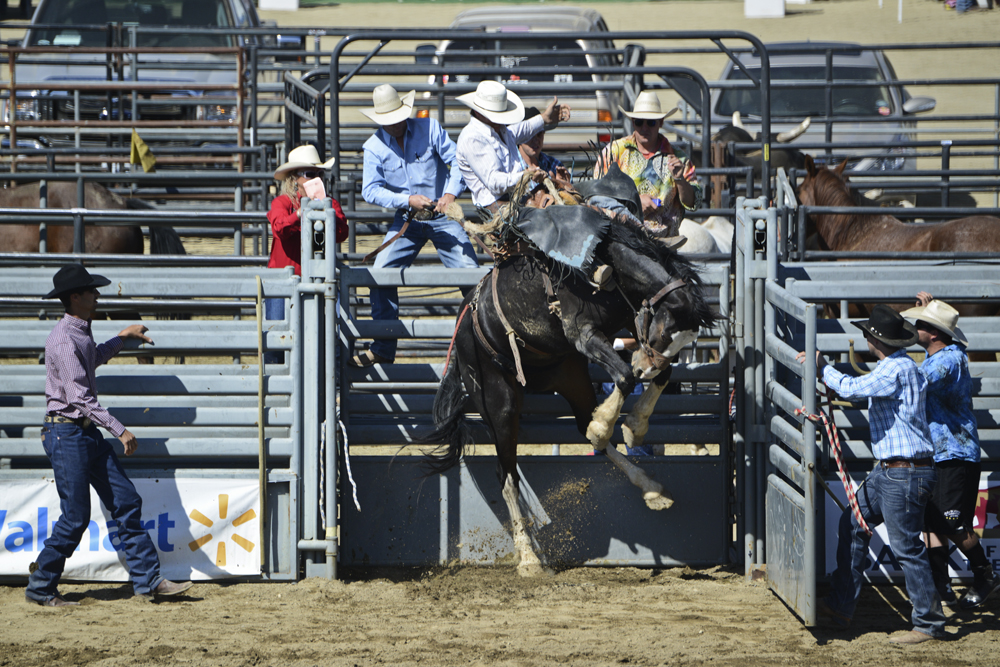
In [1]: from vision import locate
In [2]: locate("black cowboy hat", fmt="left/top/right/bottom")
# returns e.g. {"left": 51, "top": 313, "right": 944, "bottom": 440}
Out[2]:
{"left": 851, "top": 304, "right": 919, "bottom": 348}
{"left": 43, "top": 264, "right": 111, "bottom": 299}
{"left": 575, "top": 163, "right": 643, "bottom": 219}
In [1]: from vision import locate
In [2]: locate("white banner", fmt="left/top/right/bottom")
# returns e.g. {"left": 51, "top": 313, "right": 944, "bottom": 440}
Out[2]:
{"left": 825, "top": 475, "right": 1000, "bottom": 581}
{"left": 0, "top": 477, "right": 260, "bottom": 581}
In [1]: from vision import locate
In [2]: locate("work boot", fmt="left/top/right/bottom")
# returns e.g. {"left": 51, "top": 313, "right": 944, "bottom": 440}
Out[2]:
{"left": 889, "top": 630, "right": 937, "bottom": 645}
{"left": 959, "top": 567, "right": 1000, "bottom": 609}
{"left": 138, "top": 579, "right": 193, "bottom": 601}
{"left": 938, "top": 582, "right": 959, "bottom": 608}
{"left": 25, "top": 594, "right": 79, "bottom": 607}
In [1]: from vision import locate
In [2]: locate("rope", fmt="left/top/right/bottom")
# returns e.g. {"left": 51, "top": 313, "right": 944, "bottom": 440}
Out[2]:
{"left": 443, "top": 303, "right": 470, "bottom": 377}
{"left": 794, "top": 398, "right": 872, "bottom": 537}
{"left": 340, "top": 420, "right": 361, "bottom": 512}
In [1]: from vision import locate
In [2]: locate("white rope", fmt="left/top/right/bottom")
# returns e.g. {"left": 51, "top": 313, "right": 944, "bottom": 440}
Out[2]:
{"left": 340, "top": 420, "right": 361, "bottom": 512}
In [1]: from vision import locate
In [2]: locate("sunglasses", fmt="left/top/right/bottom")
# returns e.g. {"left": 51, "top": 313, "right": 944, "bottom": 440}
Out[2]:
{"left": 296, "top": 170, "right": 323, "bottom": 180}
{"left": 633, "top": 119, "right": 661, "bottom": 128}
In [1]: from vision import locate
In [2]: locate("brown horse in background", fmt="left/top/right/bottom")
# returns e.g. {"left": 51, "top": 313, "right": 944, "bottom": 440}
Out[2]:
{"left": 0, "top": 181, "right": 186, "bottom": 254}
{"left": 798, "top": 154, "right": 1000, "bottom": 358}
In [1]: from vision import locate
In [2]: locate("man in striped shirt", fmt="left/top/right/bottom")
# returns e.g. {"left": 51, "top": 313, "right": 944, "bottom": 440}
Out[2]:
{"left": 799, "top": 304, "right": 945, "bottom": 644}
{"left": 26, "top": 264, "right": 193, "bottom": 607}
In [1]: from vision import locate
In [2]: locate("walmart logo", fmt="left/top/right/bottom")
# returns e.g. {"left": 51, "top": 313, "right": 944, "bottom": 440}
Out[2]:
{"left": 187, "top": 494, "right": 257, "bottom": 566}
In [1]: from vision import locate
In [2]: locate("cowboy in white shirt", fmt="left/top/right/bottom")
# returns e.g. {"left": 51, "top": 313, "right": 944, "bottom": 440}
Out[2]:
{"left": 455, "top": 80, "right": 570, "bottom": 210}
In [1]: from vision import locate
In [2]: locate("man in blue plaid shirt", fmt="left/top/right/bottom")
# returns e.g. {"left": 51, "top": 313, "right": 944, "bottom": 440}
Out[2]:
{"left": 799, "top": 305, "right": 945, "bottom": 644}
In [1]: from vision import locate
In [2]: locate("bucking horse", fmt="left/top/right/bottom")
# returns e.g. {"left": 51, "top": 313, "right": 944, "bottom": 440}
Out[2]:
{"left": 421, "top": 166, "right": 718, "bottom": 576}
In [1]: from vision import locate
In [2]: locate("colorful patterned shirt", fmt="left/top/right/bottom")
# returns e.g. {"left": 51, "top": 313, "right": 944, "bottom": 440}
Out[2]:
{"left": 822, "top": 349, "right": 935, "bottom": 461}
{"left": 920, "top": 344, "right": 980, "bottom": 463}
{"left": 44, "top": 314, "right": 126, "bottom": 436}
{"left": 594, "top": 134, "right": 703, "bottom": 235}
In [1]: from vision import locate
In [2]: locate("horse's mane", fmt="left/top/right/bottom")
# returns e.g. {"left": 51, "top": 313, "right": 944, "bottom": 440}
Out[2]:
{"left": 604, "top": 218, "right": 717, "bottom": 328}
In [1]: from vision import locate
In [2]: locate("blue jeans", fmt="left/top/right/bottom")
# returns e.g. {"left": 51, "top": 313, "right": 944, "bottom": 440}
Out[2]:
{"left": 264, "top": 297, "right": 285, "bottom": 365}
{"left": 370, "top": 214, "right": 478, "bottom": 361}
{"left": 827, "top": 463, "right": 945, "bottom": 637}
{"left": 26, "top": 423, "right": 163, "bottom": 601}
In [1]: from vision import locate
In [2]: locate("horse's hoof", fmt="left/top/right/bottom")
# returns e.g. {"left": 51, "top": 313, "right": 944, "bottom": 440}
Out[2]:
{"left": 644, "top": 491, "right": 674, "bottom": 511}
{"left": 517, "top": 562, "right": 554, "bottom": 578}
{"left": 586, "top": 421, "right": 612, "bottom": 449}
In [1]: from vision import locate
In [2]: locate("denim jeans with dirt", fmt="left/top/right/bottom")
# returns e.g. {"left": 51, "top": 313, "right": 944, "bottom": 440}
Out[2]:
{"left": 826, "top": 462, "right": 945, "bottom": 637}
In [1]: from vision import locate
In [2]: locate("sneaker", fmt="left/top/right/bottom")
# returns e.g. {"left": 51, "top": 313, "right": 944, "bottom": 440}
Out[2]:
{"left": 938, "top": 583, "right": 960, "bottom": 608}
{"left": 958, "top": 575, "right": 1000, "bottom": 609}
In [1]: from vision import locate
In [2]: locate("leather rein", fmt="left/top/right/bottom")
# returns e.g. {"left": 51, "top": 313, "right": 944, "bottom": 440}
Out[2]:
{"left": 627, "top": 277, "right": 687, "bottom": 372}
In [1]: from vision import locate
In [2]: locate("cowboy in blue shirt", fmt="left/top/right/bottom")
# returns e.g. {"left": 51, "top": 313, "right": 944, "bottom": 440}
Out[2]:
{"left": 354, "top": 85, "right": 478, "bottom": 367}
{"left": 902, "top": 293, "right": 998, "bottom": 610}
{"left": 799, "top": 305, "right": 945, "bottom": 644}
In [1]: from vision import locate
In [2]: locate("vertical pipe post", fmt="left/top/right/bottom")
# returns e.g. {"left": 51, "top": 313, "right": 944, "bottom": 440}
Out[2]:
{"left": 803, "top": 303, "right": 818, "bottom": 627}
{"left": 940, "top": 140, "right": 951, "bottom": 208}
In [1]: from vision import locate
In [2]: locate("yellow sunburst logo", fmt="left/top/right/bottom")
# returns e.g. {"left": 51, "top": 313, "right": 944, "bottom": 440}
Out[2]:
{"left": 187, "top": 494, "right": 257, "bottom": 566}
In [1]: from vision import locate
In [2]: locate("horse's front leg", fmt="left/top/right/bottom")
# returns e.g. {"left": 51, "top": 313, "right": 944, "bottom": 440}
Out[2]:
{"left": 573, "top": 327, "right": 634, "bottom": 451}
{"left": 622, "top": 365, "right": 671, "bottom": 451}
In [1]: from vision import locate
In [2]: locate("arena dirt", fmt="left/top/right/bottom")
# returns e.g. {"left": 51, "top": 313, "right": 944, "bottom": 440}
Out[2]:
{"left": 3, "top": 2, "right": 1000, "bottom": 664}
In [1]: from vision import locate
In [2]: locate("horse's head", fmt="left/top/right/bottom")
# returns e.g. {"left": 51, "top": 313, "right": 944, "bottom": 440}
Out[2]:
{"left": 629, "top": 278, "right": 703, "bottom": 380}
{"left": 797, "top": 155, "right": 850, "bottom": 208}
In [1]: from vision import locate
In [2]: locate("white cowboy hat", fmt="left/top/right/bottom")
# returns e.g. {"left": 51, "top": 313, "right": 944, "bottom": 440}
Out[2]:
{"left": 456, "top": 80, "right": 525, "bottom": 125}
{"left": 618, "top": 90, "right": 679, "bottom": 121}
{"left": 360, "top": 84, "right": 416, "bottom": 126}
{"left": 900, "top": 299, "right": 968, "bottom": 345}
{"left": 274, "top": 145, "right": 336, "bottom": 181}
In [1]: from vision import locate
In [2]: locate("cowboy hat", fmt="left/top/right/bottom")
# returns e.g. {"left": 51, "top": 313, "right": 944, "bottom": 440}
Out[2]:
{"left": 44, "top": 264, "right": 111, "bottom": 299}
{"left": 576, "top": 163, "right": 643, "bottom": 219}
{"left": 618, "top": 90, "right": 679, "bottom": 121}
{"left": 360, "top": 84, "right": 416, "bottom": 126}
{"left": 900, "top": 299, "right": 968, "bottom": 345}
{"left": 851, "top": 304, "right": 919, "bottom": 348}
{"left": 274, "top": 145, "right": 336, "bottom": 181}
{"left": 456, "top": 80, "right": 525, "bottom": 125}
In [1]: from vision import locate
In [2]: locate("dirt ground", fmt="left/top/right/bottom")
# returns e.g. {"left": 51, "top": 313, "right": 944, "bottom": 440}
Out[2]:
{"left": 3, "top": 2, "right": 1000, "bottom": 665}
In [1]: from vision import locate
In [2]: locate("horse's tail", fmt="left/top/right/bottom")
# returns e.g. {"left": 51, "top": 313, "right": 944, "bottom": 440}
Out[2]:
{"left": 124, "top": 197, "right": 187, "bottom": 255}
{"left": 148, "top": 226, "right": 187, "bottom": 255}
{"left": 417, "top": 350, "right": 472, "bottom": 475}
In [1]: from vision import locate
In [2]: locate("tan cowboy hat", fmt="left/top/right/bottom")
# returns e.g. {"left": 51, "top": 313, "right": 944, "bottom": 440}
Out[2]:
{"left": 618, "top": 90, "right": 679, "bottom": 121}
{"left": 360, "top": 84, "right": 416, "bottom": 126}
{"left": 901, "top": 299, "right": 968, "bottom": 345}
{"left": 456, "top": 80, "right": 525, "bottom": 125}
{"left": 274, "top": 145, "right": 336, "bottom": 181}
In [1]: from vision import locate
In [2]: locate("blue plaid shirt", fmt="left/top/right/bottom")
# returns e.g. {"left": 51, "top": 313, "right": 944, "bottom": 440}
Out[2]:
{"left": 921, "top": 344, "right": 980, "bottom": 463}
{"left": 822, "top": 349, "right": 935, "bottom": 461}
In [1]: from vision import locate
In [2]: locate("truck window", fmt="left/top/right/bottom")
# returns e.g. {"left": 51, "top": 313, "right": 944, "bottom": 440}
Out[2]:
{"left": 441, "top": 38, "right": 589, "bottom": 85}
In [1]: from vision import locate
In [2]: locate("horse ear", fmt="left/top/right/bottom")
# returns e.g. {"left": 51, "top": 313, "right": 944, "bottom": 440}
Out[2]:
{"left": 834, "top": 160, "right": 849, "bottom": 177}
{"left": 803, "top": 154, "right": 816, "bottom": 176}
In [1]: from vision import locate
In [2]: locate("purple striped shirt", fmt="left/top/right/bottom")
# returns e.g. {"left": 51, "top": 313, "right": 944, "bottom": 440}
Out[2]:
{"left": 45, "top": 314, "right": 125, "bottom": 437}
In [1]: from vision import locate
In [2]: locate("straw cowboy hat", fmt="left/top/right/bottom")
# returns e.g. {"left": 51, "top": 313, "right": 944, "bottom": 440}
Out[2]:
{"left": 456, "top": 80, "right": 525, "bottom": 125}
{"left": 44, "top": 264, "right": 111, "bottom": 299}
{"left": 618, "top": 90, "right": 679, "bottom": 121}
{"left": 851, "top": 304, "right": 919, "bottom": 348}
{"left": 901, "top": 299, "right": 968, "bottom": 345}
{"left": 360, "top": 84, "right": 416, "bottom": 126}
{"left": 273, "top": 145, "right": 336, "bottom": 181}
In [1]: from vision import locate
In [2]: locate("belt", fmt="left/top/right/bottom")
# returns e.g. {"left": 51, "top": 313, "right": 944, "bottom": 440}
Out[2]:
{"left": 880, "top": 458, "right": 933, "bottom": 469}
{"left": 44, "top": 414, "right": 92, "bottom": 429}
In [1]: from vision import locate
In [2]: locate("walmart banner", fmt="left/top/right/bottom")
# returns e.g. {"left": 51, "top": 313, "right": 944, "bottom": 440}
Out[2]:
{"left": 825, "top": 477, "right": 1000, "bottom": 580}
{"left": 0, "top": 478, "right": 260, "bottom": 580}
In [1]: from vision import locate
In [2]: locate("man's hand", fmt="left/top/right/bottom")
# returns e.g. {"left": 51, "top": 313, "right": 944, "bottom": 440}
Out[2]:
{"left": 795, "top": 350, "right": 828, "bottom": 370}
{"left": 526, "top": 165, "right": 547, "bottom": 184}
{"left": 916, "top": 291, "right": 934, "bottom": 307}
{"left": 540, "top": 97, "right": 571, "bottom": 127}
{"left": 118, "top": 429, "right": 138, "bottom": 456}
{"left": 118, "top": 324, "right": 153, "bottom": 345}
{"left": 434, "top": 193, "right": 456, "bottom": 214}
{"left": 640, "top": 194, "right": 661, "bottom": 216}
{"left": 408, "top": 194, "right": 434, "bottom": 211}
{"left": 666, "top": 154, "right": 686, "bottom": 181}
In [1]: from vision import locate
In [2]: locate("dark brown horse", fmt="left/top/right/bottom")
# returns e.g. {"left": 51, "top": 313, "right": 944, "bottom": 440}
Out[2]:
{"left": 0, "top": 181, "right": 185, "bottom": 254}
{"left": 422, "top": 211, "right": 717, "bottom": 575}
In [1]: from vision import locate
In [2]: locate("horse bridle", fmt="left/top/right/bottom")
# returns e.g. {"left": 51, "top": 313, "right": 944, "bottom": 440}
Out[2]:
{"left": 629, "top": 278, "right": 687, "bottom": 371}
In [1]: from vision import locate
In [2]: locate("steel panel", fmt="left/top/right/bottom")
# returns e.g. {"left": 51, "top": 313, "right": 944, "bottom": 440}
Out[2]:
{"left": 766, "top": 474, "right": 812, "bottom": 624}
{"left": 341, "top": 456, "right": 727, "bottom": 567}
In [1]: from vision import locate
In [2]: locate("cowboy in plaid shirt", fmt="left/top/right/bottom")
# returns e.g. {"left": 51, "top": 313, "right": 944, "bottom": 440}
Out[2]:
{"left": 800, "top": 305, "right": 944, "bottom": 644}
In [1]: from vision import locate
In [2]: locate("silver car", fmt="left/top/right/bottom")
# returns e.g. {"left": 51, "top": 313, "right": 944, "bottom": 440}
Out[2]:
{"left": 670, "top": 42, "right": 936, "bottom": 173}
